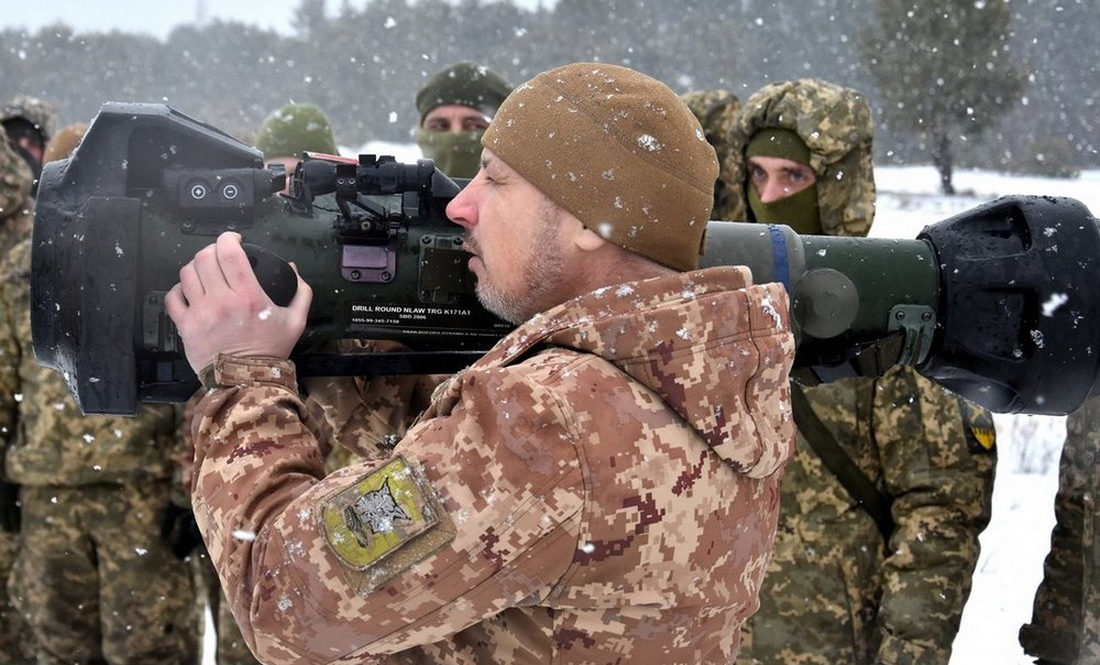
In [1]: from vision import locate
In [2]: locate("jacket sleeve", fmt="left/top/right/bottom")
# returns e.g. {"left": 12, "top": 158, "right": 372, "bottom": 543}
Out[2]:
{"left": 301, "top": 339, "right": 446, "bottom": 466}
{"left": 872, "top": 367, "right": 996, "bottom": 664}
{"left": 0, "top": 253, "right": 23, "bottom": 452}
{"left": 190, "top": 354, "right": 583, "bottom": 664}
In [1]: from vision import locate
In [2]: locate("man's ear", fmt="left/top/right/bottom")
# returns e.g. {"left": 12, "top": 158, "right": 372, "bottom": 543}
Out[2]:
{"left": 573, "top": 225, "right": 608, "bottom": 253}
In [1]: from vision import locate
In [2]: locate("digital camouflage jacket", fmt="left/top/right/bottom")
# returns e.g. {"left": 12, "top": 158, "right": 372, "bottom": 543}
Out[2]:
{"left": 1019, "top": 394, "right": 1100, "bottom": 664}
{"left": 189, "top": 266, "right": 795, "bottom": 664}
{"left": 0, "top": 239, "right": 181, "bottom": 486}
{"left": 729, "top": 79, "right": 996, "bottom": 665}
{"left": 0, "top": 126, "right": 33, "bottom": 256}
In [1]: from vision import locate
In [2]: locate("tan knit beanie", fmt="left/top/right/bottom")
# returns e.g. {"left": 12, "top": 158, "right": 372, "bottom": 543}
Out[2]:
{"left": 482, "top": 63, "right": 718, "bottom": 271}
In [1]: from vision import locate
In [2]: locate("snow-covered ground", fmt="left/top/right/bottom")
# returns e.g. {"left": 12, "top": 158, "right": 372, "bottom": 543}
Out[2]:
{"left": 202, "top": 154, "right": 1099, "bottom": 663}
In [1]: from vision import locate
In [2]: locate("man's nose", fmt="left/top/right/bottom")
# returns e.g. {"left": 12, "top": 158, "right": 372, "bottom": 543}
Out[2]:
{"left": 446, "top": 188, "right": 476, "bottom": 228}
{"left": 759, "top": 179, "right": 790, "bottom": 204}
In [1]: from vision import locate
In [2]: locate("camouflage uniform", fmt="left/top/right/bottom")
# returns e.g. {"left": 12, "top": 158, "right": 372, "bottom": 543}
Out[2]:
{"left": 188, "top": 266, "right": 795, "bottom": 663}
{"left": 680, "top": 89, "right": 741, "bottom": 222}
{"left": 726, "top": 79, "right": 996, "bottom": 665}
{"left": 180, "top": 395, "right": 261, "bottom": 665}
{"left": 0, "top": 239, "right": 200, "bottom": 665}
{"left": 725, "top": 78, "right": 876, "bottom": 235}
{"left": 0, "top": 127, "right": 33, "bottom": 256}
{"left": 303, "top": 340, "right": 444, "bottom": 473}
{"left": 1019, "top": 395, "right": 1100, "bottom": 664}
{"left": 0, "top": 127, "right": 35, "bottom": 665}
{"left": 1, "top": 96, "right": 56, "bottom": 194}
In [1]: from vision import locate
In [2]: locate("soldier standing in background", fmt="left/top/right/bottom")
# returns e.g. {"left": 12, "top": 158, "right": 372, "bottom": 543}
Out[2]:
{"left": 0, "top": 125, "right": 36, "bottom": 665}
{"left": 723, "top": 78, "right": 997, "bottom": 665}
{"left": 0, "top": 127, "right": 34, "bottom": 256}
{"left": 1, "top": 96, "right": 55, "bottom": 196}
{"left": 0, "top": 124, "right": 200, "bottom": 664}
{"left": 1019, "top": 396, "right": 1100, "bottom": 664}
{"left": 680, "top": 89, "right": 741, "bottom": 221}
{"left": 255, "top": 102, "right": 339, "bottom": 178}
{"left": 414, "top": 61, "right": 511, "bottom": 178}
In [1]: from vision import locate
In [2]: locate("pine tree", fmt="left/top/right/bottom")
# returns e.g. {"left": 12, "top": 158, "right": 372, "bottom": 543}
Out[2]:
{"left": 859, "top": 0, "right": 1027, "bottom": 193}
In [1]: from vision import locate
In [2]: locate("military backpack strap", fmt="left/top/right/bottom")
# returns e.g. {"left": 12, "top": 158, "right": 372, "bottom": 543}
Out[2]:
{"left": 790, "top": 381, "right": 895, "bottom": 543}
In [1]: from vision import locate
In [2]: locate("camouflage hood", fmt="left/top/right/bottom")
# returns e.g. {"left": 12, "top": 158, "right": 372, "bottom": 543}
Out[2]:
{"left": 726, "top": 79, "right": 876, "bottom": 237}
{"left": 0, "top": 126, "right": 33, "bottom": 221}
{"left": 469, "top": 266, "right": 795, "bottom": 478}
{"left": 0, "top": 126, "right": 34, "bottom": 256}
{"left": 680, "top": 89, "right": 742, "bottom": 221}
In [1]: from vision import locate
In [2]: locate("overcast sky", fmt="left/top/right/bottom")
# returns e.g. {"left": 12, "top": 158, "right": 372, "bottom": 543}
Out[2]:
{"left": 1, "top": 0, "right": 552, "bottom": 40}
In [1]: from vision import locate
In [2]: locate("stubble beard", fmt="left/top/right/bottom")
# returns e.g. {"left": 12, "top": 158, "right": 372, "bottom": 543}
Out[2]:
{"left": 473, "top": 202, "right": 566, "bottom": 325}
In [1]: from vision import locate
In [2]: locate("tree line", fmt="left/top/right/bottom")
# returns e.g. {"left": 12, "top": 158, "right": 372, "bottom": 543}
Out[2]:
{"left": 2, "top": 0, "right": 1096, "bottom": 191}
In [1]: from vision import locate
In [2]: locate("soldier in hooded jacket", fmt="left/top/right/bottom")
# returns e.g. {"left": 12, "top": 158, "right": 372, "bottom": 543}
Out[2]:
{"left": 166, "top": 62, "right": 796, "bottom": 664}
{"left": 0, "top": 127, "right": 33, "bottom": 256}
{"left": 723, "top": 79, "right": 997, "bottom": 665}
{"left": 0, "top": 145, "right": 200, "bottom": 664}
{"left": 0, "top": 125, "right": 36, "bottom": 665}
{"left": 1019, "top": 395, "right": 1100, "bottom": 664}
{"left": 680, "top": 89, "right": 741, "bottom": 222}
{"left": 1, "top": 96, "right": 56, "bottom": 196}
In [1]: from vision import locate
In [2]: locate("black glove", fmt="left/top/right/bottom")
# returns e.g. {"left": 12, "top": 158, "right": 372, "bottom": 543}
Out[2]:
{"left": 0, "top": 480, "right": 20, "bottom": 533}
{"left": 160, "top": 501, "right": 205, "bottom": 560}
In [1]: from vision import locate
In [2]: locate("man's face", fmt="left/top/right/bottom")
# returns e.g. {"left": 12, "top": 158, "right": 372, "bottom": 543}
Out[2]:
{"left": 14, "top": 135, "right": 44, "bottom": 165}
{"left": 445, "top": 149, "right": 570, "bottom": 324}
{"left": 422, "top": 105, "right": 491, "bottom": 133}
{"left": 747, "top": 155, "right": 816, "bottom": 203}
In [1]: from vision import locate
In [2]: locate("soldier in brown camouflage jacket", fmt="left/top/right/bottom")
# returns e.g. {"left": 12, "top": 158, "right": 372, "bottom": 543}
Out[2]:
{"left": 723, "top": 79, "right": 997, "bottom": 665}
{"left": 0, "top": 125, "right": 35, "bottom": 665}
{"left": 0, "top": 201, "right": 200, "bottom": 660}
{"left": 1019, "top": 395, "right": 1100, "bottom": 664}
{"left": 166, "top": 63, "right": 796, "bottom": 664}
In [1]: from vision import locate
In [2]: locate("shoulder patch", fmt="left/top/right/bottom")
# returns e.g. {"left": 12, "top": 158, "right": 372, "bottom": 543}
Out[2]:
{"left": 958, "top": 397, "right": 997, "bottom": 453}
{"left": 318, "top": 455, "right": 454, "bottom": 594}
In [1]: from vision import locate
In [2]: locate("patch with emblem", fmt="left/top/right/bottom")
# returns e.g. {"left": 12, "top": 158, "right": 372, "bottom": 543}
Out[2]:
{"left": 958, "top": 397, "right": 997, "bottom": 453}
{"left": 318, "top": 455, "right": 454, "bottom": 593}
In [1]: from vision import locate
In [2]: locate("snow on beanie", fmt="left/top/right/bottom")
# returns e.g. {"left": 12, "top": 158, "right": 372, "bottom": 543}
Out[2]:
{"left": 482, "top": 63, "right": 718, "bottom": 272}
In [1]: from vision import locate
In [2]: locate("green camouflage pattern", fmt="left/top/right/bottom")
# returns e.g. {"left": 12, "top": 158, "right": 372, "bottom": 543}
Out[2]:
{"left": 303, "top": 339, "right": 444, "bottom": 473}
{"left": 0, "top": 239, "right": 182, "bottom": 486}
{"left": 0, "top": 528, "right": 34, "bottom": 664}
{"left": 0, "top": 238, "right": 200, "bottom": 662}
{"left": 0, "top": 126, "right": 33, "bottom": 255}
{"left": 737, "top": 366, "right": 995, "bottom": 665}
{"left": 188, "top": 266, "right": 795, "bottom": 663}
{"left": 14, "top": 482, "right": 199, "bottom": 664}
{"left": 726, "top": 78, "right": 876, "bottom": 236}
{"left": 680, "top": 90, "right": 742, "bottom": 221}
{"left": 1019, "top": 395, "right": 1100, "bottom": 664}
{"left": 0, "top": 124, "right": 35, "bottom": 665}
